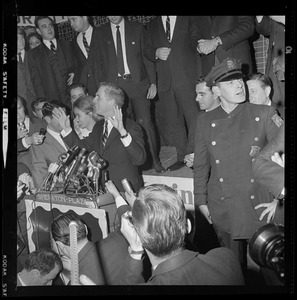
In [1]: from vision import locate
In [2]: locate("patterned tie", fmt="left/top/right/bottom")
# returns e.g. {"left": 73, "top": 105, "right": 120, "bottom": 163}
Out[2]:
{"left": 166, "top": 16, "right": 171, "bottom": 42}
{"left": 102, "top": 120, "right": 109, "bottom": 147}
{"left": 18, "top": 52, "right": 23, "bottom": 64}
{"left": 82, "top": 32, "right": 89, "bottom": 56}
{"left": 50, "top": 41, "right": 56, "bottom": 52}
{"left": 116, "top": 25, "right": 125, "bottom": 76}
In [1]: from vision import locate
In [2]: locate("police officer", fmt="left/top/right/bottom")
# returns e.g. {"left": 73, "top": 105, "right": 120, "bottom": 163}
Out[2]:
{"left": 193, "top": 57, "right": 284, "bottom": 275}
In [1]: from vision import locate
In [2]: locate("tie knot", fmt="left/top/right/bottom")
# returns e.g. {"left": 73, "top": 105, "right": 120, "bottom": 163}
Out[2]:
{"left": 50, "top": 41, "right": 55, "bottom": 51}
{"left": 116, "top": 25, "right": 120, "bottom": 30}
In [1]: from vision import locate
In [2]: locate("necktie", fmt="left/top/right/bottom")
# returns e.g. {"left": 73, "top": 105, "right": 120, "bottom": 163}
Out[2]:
{"left": 18, "top": 52, "right": 23, "bottom": 64}
{"left": 102, "top": 120, "right": 109, "bottom": 147}
{"left": 50, "top": 41, "right": 56, "bottom": 52}
{"left": 82, "top": 32, "right": 89, "bottom": 56}
{"left": 116, "top": 25, "right": 125, "bottom": 76}
{"left": 166, "top": 16, "right": 171, "bottom": 42}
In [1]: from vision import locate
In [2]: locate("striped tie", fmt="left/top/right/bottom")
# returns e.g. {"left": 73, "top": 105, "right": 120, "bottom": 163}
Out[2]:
{"left": 50, "top": 41, "right": 56, "bottom": 52}
{"left": 102, "top": 120, "right": 109, "bottom": 147}
{"left": 82, "top": 32, "right": 89, "bottom": 56}
{"left": 18, "top": 52, "right": 23, "bottom": 64}
{"left": 166, "top": 16, "right": 170, "bottom": 42}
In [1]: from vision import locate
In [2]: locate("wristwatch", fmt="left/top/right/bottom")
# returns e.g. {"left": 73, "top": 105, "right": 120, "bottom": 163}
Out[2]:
{"left": 128, "top": 246, "right": 144, "bottom": 255}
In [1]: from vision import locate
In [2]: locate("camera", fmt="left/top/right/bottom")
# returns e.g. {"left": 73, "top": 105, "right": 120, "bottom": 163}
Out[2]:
{"left": 249, "top": 223, "right": 284, "bottom": 282}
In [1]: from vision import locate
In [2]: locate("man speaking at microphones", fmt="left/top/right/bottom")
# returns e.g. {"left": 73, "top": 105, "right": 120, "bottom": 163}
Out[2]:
{"left": 30, "top": 101, "right": 72, "bottom": 190}
{"left": 53, "top": 84, "right": 147, "bottom": 194}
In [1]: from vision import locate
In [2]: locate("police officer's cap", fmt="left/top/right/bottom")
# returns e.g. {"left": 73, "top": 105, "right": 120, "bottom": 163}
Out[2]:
{"left": 205, "top": 57, "right": 244, "bottom": 87}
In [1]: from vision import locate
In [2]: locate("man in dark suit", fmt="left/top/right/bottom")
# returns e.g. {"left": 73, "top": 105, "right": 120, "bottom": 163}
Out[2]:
{"left": 193, "top": 57, "right": 284, "bottom": 275}
{"left": 68, "top": 16, "right": 104, "bottom": 97}
{"left": 17, "top": 27, "right": 36, "bottom": 119}
{"left": 57, "top": 82, "right": 147, "bottom": 193}
{"left": 95, "top": 16, "right": 164, "bottom": 173}
{"left": 194, "top": 16, "right": 255, "bottom": 76}
{"left": 28, "top": 16, "right": 76, "bottom": 109}
{"left": 17, "top": 96, "right": 47, "bottom": 173}
{"left": 145, "top": 16, "right": 200, "bottom": 171}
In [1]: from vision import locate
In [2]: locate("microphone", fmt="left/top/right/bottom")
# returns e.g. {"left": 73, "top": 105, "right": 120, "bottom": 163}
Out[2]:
{"left": 64, "top": 145, "right": 80, "bottom": 168}
{"left": 65, "top": 148, "right": 87, "bottom": 187}
{"left": 88, "top": 151, "right": 107, "bottom": 170}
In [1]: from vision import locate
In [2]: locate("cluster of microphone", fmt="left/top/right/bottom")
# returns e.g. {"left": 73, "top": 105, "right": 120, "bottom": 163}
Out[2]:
{"left": 40, "top": 145, "right": 107, "bottom": 195}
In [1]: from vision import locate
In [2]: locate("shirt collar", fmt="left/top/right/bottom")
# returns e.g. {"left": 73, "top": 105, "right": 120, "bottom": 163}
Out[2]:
{"left": 80, "top": 25, "right": 93, "bottom": 38}
{"left": 43, "top": 38, "right": 57, "bottom": 49}
{"left": 110, "top": 19, "right": 125, "bottom": 32}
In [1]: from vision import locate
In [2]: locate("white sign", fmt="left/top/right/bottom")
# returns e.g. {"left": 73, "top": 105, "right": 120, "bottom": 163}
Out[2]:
{"left": 142, "top": 175, "right": 195, "bottom": 211}
{"left": 17, "top": 16, "right": 69, "bottom": 27}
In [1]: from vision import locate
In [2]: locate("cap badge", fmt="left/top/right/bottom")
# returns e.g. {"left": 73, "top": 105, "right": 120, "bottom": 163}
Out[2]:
{"left": 227, "top": 60, "right": 235, "bottom": 70}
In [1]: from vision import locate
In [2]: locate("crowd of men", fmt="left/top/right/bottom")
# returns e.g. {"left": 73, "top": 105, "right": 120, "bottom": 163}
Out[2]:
{"left": 15, "top": 15, "right": 287, "bottom": 292}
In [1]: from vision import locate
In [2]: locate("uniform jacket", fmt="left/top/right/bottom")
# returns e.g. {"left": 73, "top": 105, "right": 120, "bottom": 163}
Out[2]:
{"left": 97, "top": 19, "right": 156, "bottom": 86}
{"left": 252, "top": 123, "right": 284, "bottom": 224}
{"left": 145, "top": 16, "right": 199, "bottom": 92}
{"left": 71, "top": 27, "right": 104, "bottom": 96}
{"left": 30, "top": 130, "right": 68, "bottom": 189}
{"left": 118, "top": 248, "right": 244, "bottom": 285}
{"left": 193, "top": 102, "right": 283, "bottom": 239}
{"left": 28, "top": 39, "right": 76, "bottom": 107}
{"left": 194, "top": 16, "right": 255, "bottom": 76}
{"left": 63, "top": 117, "right": 146, "bottom": 193}
{"left": 17, "top": 50, "right": 36, "bottom": 118}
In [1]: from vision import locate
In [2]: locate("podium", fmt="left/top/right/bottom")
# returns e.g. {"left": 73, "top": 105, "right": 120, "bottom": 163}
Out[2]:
{"left": 24, "top": 192, "right": 117, "bottom": 252}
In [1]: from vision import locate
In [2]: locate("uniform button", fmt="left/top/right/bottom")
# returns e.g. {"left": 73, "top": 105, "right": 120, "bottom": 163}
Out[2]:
{"left": 212, "top": 141, "right": 216, "bottom": 146}
{"left": 254, "top": 137, "right": 259, "bottom": 141}
{"left": 251, "top": 179, "right": 254, "bottom": 183}
{"left": 215, "top": 160, "right": 220, "bottom": 164}
{"left": 211, "top": 123, "right": 216, "bottom": 127}
{"left": 221, "top": 197, "right": 225, "bottom": 200}
{"left": 250, "top": 195, "right": 255, "bottom": 199}
{"left": 219, "top": 178, "right": 223, "bottom": 182}
{"left": 255, "top": 117, "right": 260, "bottom": 121}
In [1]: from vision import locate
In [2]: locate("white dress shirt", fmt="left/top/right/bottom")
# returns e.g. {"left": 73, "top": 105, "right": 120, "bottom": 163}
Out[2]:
{"left": 43, "top": 38, "right": 57, "bottom": 50}
{"left": 161, "top": 16, "right": 177, "bottom": 41}
{"left": 77, "top": 25, "right": 93, "bottom": 59}
{"left": 110, "top": 20, "right": 131, "bottom": 76}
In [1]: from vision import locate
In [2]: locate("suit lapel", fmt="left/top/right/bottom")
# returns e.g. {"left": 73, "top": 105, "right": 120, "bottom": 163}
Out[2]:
{"left": 46, "top": 132, "right": 68, "bottom": 153}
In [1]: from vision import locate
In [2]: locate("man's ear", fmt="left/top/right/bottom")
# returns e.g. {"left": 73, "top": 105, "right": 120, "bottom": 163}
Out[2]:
{"left": 212, "top": 85, "right": 221, "bottom": 98}
{"left": 186, "top": 218, "right": 192, "bottom": 234}
{"left": 30, "top": 269, "right": 41, "bottom": 281}
{"left": 265, "top": 86, "right": 271, "bottom": 98}
{"left": 43, "top": 116, "right": 51, "bottom": 124}
{"left": 84, "top": 224, "right": 88, "bottom": 236}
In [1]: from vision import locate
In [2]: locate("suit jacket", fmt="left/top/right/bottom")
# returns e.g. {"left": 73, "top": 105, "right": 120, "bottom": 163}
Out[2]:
{"left": 30, "top": 130, "right": 68, "bottom": 189}
{"left": 17, "top": 51, "right": 36, "bottom": 118}
{"left": 72, "top": 27, "right": 104, "bottom": 96}
{"left": 255, "top": 16, "right": 285, "bottom": 108}
{"left": 194, "top": 16, "right": 255, "bottom": 76}
{"left": 119, "top": 248, "right": 244, "bottom": 285}
{"left": 97, "top": 19, "right": 156, "bottom": 86}
{"left": 145, "top": 16, "right": 199, "bottom": 92}
{"left": 28, "top": 39, "right": 75, "bottom": 107}
{"left": 17, "top": 117, "right": 47, "bottom": 172}
{"left": 193, "top": 102, "right": 284, "bottom": 239}
{"left": 78, "top": 241, "right": 106, "bottom": 285}
{"left": 63, "top": 117, "right": 146, "bottom": 193}
{"left": 252, "top": 123, "right": 284, "bottom": 224}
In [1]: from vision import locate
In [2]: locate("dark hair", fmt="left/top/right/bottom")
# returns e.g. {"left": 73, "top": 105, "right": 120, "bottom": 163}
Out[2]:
{"left": 26, "top": 32, "right": 42, "bottom": 48}
{"left": 17, "top": 26, "right": 26, "bottom": 40}
{"left": 68, "top": 83, "right": 88, "bottom": 96}
{"left": 34, "top": 16, "right": 54, "bottom": 29}
{"left": 31, "top": 97, "right": 48, "bottom": 112}
{"left": 196, "top": 75, "right": 206, "bottom": 84}
{"left": 17, "top": 95, "right": 29, "bottom": 116}
{"left": 51, "top": 212, "right": 88, "bottom": 246}
{"left": 42, "top": 100, "right": 69, "bottom": 118}
{"left": 246, "top": 72, "right": 272, "bottom": 89}
{"left": 24, "top": 248, "right": 62, "bottom": 275}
